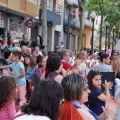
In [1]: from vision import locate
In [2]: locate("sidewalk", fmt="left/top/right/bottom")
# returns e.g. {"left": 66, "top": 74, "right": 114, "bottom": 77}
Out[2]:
{"left": 114, "top": 105, "right": 120, "bottom": 120}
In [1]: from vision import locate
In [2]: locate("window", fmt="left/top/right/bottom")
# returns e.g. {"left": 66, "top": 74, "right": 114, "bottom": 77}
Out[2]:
{"left": 28, "top": 0, "right": 37, "bottom": 4}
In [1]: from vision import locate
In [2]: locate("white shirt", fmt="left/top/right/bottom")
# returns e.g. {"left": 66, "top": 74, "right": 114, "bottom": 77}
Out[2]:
{"left": 14, "top": 114, "right": 50, "bottom": 120}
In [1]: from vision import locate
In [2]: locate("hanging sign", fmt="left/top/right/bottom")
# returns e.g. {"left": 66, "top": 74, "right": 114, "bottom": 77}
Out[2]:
{"left": 25, "top": 19, "right": 34, "bottom": 28}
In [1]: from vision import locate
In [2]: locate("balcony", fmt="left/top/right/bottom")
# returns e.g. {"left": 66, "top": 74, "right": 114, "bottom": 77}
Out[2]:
{"left": 64, "top": 15, "right": 80, "bottom": 30}
{"left": 65, "top": 0, "right": 78, "bottom": 8}
{"left": 39, "top": 5, "right": 61, "bottom": 26}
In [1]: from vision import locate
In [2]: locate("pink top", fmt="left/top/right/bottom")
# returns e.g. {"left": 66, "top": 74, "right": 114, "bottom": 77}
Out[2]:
{"left": 36, "top": 68, "right": 44, "bottom": 75}
{"left": 0, "top": 100, "right": 16, "bottom": 120}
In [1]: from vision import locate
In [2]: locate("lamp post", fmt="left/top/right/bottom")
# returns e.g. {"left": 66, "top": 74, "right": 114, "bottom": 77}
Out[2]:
{"left": 105, "top": 22, "right": 110, "bottom": 52}
{"left": 112, "top": 26, "right": 115, "bottom": 50}
{"left": 119, "top": 30, "right": 120, "bottom": 39}
{"left": 66, "top": 0, "right": 73, "bottom": 50}
{"left": 90, "top": 11, "right": 96, "bottom": 53}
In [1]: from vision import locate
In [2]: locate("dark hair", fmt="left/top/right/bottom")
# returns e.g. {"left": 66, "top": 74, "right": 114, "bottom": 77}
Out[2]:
{"left": 35, "top": 35, "right": 43, "bottom": 46}
{"left": 111, "top": 50, "right": 116, "bottom": 56}
{"left": 61, "top": 74, "right": 87, "bottom": 101}
{"left": 7, "top": 36, "right": 15, "bottom": 47}
{"left": 1, "top": 49, "right": 5, "bottom": 54}
{"left": 87, "top": 70, "right": 102, "bottom": 90}
{"left": 22, "top": 34, "right": 27, "bottom": 38}
{"left": 21, "top": 80, "right": 64, "bottom": 120}
{"left": 0, "top": 76, "right": 17, "bottom": 109}
{"left": 12, "top": 51, "right": 23, "bottom": 60}
{"left": 4, "top": 50, "right": 12, "bottom": 59}
{"left": 46, "top": 53, "right": 61, "bottom": 72}
{"left": 99, "top": 53, "right": 109, "bottom": 62}
{"left": 87, "top": 70, "right": 102, "bottom": 107}
{"left": 24, "top": 55, "right": 36, "bottom": 71}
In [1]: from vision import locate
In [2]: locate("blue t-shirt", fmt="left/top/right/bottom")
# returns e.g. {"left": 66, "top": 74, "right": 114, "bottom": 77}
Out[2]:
{"left": 9, "top": 62, "right": 26, "bottom": 86}
{"left": 89, "top": 89, "right": 105, "bottom": 116}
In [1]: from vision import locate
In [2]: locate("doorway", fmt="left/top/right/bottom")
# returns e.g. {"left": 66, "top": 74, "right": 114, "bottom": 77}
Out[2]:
{"left": 54, "top": 31, "right": 59, "bottom": 47}
{"left": 0, "top": 28, "right": 5, "bottom": 39}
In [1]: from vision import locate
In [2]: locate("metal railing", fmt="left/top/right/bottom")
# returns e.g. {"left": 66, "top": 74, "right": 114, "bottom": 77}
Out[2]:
{"left": 40, "top": 4, "right": 62, "bottom": 15}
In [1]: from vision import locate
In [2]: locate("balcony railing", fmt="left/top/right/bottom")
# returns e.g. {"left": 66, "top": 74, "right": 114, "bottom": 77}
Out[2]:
{"left": 64, "top": 15, "right": 80, "bottom": 30}
{"left": 66, "top": 0, "right": 78, "bottom": 7}
{"left": 39, "top": 4, "right": 61, "bottom": 25}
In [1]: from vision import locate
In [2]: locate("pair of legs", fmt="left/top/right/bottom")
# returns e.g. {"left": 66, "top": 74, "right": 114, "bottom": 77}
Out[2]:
{"left": 17, "top": 85, "right": 26, "bottom": 106}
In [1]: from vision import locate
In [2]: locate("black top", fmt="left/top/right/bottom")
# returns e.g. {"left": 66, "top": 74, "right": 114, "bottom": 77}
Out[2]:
{"left": 20, "top": 40, "right": 29, "bottom": 47}
{"left": 0, "top": 58, "right": 8, "bottom": 66}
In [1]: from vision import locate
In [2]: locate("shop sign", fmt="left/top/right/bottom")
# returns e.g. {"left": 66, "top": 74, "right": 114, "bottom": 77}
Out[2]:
{"left": 25, "top": 19, "right": 34, "bottom": 28}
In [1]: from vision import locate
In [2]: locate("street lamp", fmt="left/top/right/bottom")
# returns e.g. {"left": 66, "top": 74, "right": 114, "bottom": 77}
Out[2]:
{"left": 66, "top": 0, "right": 74, "bottom": 50}
{"left": 105, "top": 22, "right": 110, "bottom": 52}
{"left": 119, "top": 30, "right": 120, "bottom": 39}
{"left": 112, "top": 26, "right": 115, "bottom": 50}
{"left": 90, "top": 11, "right": 96, "bottom": 53}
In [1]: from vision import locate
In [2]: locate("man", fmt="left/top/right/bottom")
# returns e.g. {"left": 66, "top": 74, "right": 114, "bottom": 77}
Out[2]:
{"left": 20, "top": 34, "right": 29, "bottom": 47}
{"left": 21, "top": 46, "right": 27, "bottom": 56}
{"left": 94, "top": 53, "right": 112, "bottom": 72}
{"left": 54, "top": 45, "right": 60, "bottom": 53}
{"left": 60, "top": 50, "right": 73, "bottom": 70}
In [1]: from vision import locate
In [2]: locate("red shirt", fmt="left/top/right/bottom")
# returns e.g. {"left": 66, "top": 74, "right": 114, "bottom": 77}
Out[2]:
{"left": 62, "top": 61, "right": 73, "bottom": 70}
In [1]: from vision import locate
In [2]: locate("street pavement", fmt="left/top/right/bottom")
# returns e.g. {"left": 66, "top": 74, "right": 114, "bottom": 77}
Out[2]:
{"left": 114, "top": 105, "right": 120, "bottom": 120}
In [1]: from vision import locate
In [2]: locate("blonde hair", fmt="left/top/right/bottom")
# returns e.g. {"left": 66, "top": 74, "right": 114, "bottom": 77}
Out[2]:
{"left": 112, "top": 57, "right": 120, "bottom": 73}
{"left": 78, "top": 51, "right": 86, "bottom": 59}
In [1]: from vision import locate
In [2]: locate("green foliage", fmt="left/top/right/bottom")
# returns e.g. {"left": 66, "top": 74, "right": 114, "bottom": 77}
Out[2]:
{"left": 85, "top": 0, "right": 120, "bottom": 30}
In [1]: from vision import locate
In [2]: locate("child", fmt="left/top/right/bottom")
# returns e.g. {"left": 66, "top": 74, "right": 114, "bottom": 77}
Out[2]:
{"left": 24, "top": 55, "right": 37, "bottom": 100}
{"left": 0, "top": 51, "right": 26, "bottom": 106}
{"left": 24, "top": 55, "right": 37, "bottom": 82}
{"left": 36, "top": 56, "right": 47, "bottom": 81}
{"left": 0, "top": 76, "right": 17, "bottom": 120}
{"left": 87, "top": 70, "right": 112, "bottom": 117}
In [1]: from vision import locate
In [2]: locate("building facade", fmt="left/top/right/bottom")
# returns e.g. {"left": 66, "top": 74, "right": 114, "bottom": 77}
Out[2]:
{"left": 0, "top": 0, "right": 37, "bottom": 39}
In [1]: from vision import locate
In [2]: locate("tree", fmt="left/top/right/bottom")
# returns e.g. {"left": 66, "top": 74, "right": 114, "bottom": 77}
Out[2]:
{"left": 41, "top": 0, "right": 47, "bottom": 47}
{"left": 78, "top": 0, "right": 86, "bottom": 51}
{"left": 85, "top": 0, "right": 120, "bottom": 51}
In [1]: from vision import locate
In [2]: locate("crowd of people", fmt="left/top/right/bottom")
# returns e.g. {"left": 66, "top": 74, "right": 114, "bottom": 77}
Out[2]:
{"left": 0, "top": 34, "right": 120, "bottom": 120}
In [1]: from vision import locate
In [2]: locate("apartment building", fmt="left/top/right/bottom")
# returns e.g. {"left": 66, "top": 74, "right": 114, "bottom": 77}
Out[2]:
{"left": 83, "top": 11, "right": 99, "bottom": 49}
{"left": 0, "top": 0, "right": 38, "bottom": 39}
{"left": 63, "top": 0, "right": 80, "bottom": 50}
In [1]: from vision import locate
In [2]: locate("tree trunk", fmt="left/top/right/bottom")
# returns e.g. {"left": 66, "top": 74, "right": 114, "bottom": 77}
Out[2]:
{"left": 108, "top": 32, "right": 110, "bottom": 49}
{"left": 41, "top": 0, "right": 47, "bottom": 47}
{"left": 99, "top": 1, "right": 103, "bottom": 52}
{"left": 78, "top": 13, "right": 83, "bottom": 51}
{"left": 78, "top": 0, "right": 85, "bottom": 51}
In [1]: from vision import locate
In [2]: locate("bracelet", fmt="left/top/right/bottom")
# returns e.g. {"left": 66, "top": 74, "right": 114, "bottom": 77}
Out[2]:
{"left": 105, "top": 88, "right": 109, "bottom": 91}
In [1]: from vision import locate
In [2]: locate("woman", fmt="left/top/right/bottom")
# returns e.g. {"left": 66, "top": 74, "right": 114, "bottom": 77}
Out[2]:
{"left": 0, "top": 76, "right": 17, "bottom": 120}
{"left": 14, "top": 80, "right": 64, "bottom": 120}
{"left": 59, "top": 74, "right": 119, "bottom": 120}
{"left": 7, "top": 36, "right": 15, "bottom": 51}
{"left": 46, "top": 53, "right": 63, "bottom": 84}
{"left": 112, "top": 56, "right": 120, "bottom": 79}
{"left": 31, "top": 35, "right": 44, "bottom": 50}
{"left": 32, "top": 46, "right": 42, "bottom": 64}
{"left": 77, "top": 51, "right": 89, "bottom": 77}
